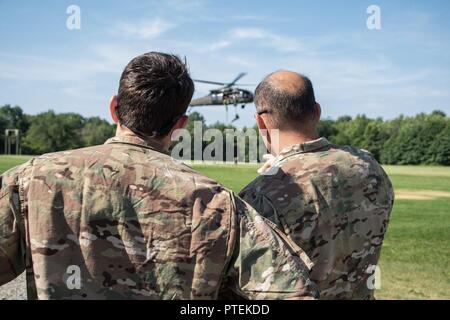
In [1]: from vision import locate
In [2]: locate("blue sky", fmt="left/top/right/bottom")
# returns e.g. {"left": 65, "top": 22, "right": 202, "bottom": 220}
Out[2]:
{"left": 0, "top": 0, "right": 449, "bottom": 127}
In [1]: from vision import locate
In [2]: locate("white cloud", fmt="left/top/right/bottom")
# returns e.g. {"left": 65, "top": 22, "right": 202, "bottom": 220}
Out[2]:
{"left": 0, "top": 53, "right": 92, "bottom": 82}
{"left": 196, "top": 28, "right": 305, "bottom": 54}
{"left": 116, "top": 18, "right": 175, "bottom": 39}
{"left": 278, "top": 56, "right": 445, "bottom": 118}
{"left": 0, "top": 43, "right": 137, "bottom": 83}
{"left": 228, "top": 28, "right": 303, "bottom": 52}
{"left": 204, "top": 40, "right": 232, "bottom": 52}
{"left": 2, "top": 5, "right": 449, "bottom": 126}
{"left": 223, "top": 55, "right": 256, "bottom": 68}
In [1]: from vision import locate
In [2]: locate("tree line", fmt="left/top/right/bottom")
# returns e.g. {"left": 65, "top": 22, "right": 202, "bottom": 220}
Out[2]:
{"left": 0, "top": 105, "right": 114, "bottom": 155}
{"left": 318, "top": 110, "right": 449, "bottom": 165}
{"left": 0, "top": 104, "right": 449, "bottom": 165}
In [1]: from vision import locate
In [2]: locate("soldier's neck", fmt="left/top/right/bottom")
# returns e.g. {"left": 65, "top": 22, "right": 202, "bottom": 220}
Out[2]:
{"left": 115, "top": 125, "right": 170, "bottom": 150}
{"left": 274, "top": 130, "right": 319, "bottom": 155}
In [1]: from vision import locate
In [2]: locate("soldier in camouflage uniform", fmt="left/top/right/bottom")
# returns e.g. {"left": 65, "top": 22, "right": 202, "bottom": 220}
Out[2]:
{"left": 0, "top": 54, "right": 318, "bottom": 300}
{"left": 240, "top": 71, "right": 394, "bottom": 299}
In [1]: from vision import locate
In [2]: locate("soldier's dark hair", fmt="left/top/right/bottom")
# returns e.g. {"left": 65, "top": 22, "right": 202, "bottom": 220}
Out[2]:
{"left": 254, "top": 72, "right": 316, "bottom": 129}
{"left": 116, "top": 52, "right": 194, "bottom": 137}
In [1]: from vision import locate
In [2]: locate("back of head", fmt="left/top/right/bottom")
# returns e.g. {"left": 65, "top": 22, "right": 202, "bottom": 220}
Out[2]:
{"left": 117, "top": 52, "right": 194, "bottom": 137}
{"left": 255, "top": 70, "right": 317, "bottom": 130}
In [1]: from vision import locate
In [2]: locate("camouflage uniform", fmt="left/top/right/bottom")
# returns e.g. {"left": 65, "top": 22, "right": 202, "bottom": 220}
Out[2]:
{"left": 0, "top": 132, "right": 318, "bottom": 300}
{"left": 240, "top": 137, "right": 394, "bottom": 300}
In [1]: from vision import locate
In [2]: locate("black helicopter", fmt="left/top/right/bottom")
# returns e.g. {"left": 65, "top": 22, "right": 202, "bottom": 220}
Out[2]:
{"left": 189, "top": 73, "right": 254, "bottom": 122}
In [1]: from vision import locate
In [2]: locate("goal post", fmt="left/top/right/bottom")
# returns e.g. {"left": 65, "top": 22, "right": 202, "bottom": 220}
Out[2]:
{"left": 4, "top": 129, "right": 21, "bottom": 155}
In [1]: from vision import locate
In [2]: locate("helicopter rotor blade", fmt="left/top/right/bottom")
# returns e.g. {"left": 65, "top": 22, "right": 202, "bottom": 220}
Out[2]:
{"left": 193, "top": 79, "right": 228, "bottom": 86}
{"left": 226, "top": 72, "right": 247, "bottom": 87}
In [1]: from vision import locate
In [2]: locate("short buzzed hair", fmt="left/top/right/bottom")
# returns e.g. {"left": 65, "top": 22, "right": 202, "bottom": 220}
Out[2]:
{"left": 254, "top": 71, "right": 316, "bottom": 128}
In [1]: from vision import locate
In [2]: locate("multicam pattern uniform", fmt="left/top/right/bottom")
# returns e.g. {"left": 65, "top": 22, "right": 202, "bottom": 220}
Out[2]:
{"left": 0, "top": 133, "right": 318, "bottom": 300}
{"left": 240, "top": 138, "right": 394, "bottom": 300}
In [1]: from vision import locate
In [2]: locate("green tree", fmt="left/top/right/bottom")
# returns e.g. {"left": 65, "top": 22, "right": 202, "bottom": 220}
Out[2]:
{"left": 318, "top": 119, "right": 338, "bottom": 140}
{"left": 361, "top": 120, "right": 389, "bottom": 161}
{"left": 0, "top": 104, "right": 447, "bottom": 165}
{"left": 431, "top": 110, "right": 446, "bottom": 118}
{"left": 429, "top": 123, "right": 450, "bottom": 165}
{"left": 419, "top": 111, "right": 450, "bottom": 165}
{"left": 22, "top": 111, "right": 85, "bottom": 154}
{"left": 82, "top": 117, "right": 115, "bottom": 146}
{"left": 329, "top": 116, "right": 353, "bottom": 145}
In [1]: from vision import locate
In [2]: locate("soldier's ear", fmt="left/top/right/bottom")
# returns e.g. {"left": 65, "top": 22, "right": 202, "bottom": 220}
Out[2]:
{"left": 255, "top": 113, "right": 267, "bottom": 131}
{"left": 169, "top": 115, "right": 189, "bottom": 135}
{"left": 256, "top": 113, "right": 273, "bottom": 152}
{"left": 314, "top": 103, "right": 321, "bottom": 122}
{"left": 109, "top": 95, "right": 119, "bottom": 124}
{"left": 176, "top": 115, "right": 189, "bottom": 130}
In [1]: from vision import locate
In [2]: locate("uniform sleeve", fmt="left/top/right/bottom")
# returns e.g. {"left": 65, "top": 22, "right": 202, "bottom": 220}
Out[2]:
{"left": 380, "top": 165, "right": 395, "bottom": 206}
{"left": 0, "top": 167, "right": 26, "bottom": 286}
{"left": 223, "top": 194, "right": 318, "bottom": 300}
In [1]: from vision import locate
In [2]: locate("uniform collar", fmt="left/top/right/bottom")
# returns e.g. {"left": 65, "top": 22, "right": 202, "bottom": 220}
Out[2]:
{"left": 278, "top": 137, "right": 330, "bottom": 159}
{"left": 105, "top": 132, "right": 169, "bottom": 154}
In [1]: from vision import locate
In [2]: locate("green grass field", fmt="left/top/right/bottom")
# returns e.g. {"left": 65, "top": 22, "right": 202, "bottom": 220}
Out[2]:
{"left": 1, "top": 156, "right": 449, "bottom": 300}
